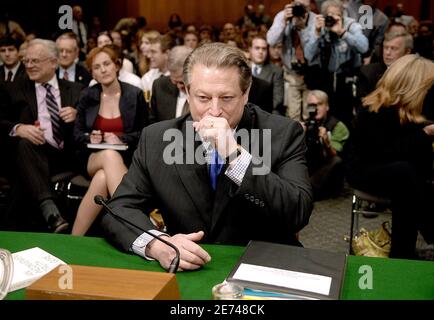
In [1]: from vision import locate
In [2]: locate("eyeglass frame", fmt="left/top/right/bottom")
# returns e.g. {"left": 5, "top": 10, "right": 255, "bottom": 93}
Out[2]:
{"left": 22, "top": 56, "right": 55, "bottom": 66}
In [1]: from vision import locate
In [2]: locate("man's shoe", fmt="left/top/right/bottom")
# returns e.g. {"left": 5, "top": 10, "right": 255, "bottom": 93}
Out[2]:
{"left": 47, "top": 214, "right": 69, "bottom": 234}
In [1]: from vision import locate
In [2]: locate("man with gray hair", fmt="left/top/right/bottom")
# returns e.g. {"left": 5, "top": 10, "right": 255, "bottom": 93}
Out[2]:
{"left": 150, "top": 45, "right": 193, "bottom": 123}
{"left": 357, "top": 30, "right": 413, "bottom": 100}
{"left": 4, "top": 39, "right": 83, "bottom": 233}
{"left": 101, "top": 43, "right": 313, "bottom": 271}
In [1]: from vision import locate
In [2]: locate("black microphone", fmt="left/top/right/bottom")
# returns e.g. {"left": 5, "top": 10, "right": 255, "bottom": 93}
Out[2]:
{"left": 94, "top": 195, "right": 180, "bottom": 273}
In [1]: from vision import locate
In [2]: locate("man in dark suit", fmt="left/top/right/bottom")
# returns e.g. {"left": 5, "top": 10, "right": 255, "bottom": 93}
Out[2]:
{"left": 55, "top": 32, "right": 92, "bottom": 86}
{"left": 357, "top": 30, "right": 413, "bottom": 103}
{"left": 150, "top": 46, "right": 192, "bottom": 123}
{"left": 0, "top": 37, "right": 26, "bottom": 83}
{"left": 248, "top": 35, "right": 284, "bottom": 115}
{"left": 5, "top": 39, "right": 83, "bottom": 233}
{"left": 101, "top": 43, "right": 313, "bottom": 271}
{"left": 248, "top": 76, "right": 273, "bottom": 114}
{"left": 151, "top": 46, "right": 274, "bottom": 122}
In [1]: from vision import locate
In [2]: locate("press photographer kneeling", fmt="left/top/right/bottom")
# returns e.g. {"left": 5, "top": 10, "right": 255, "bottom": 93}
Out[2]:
{"left": 302, "top": 90, "right": 349, "bottom": 200}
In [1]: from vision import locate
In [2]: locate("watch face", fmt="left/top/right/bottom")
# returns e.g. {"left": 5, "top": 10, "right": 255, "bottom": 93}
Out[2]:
{"left": 0, "top": 249, "right": 13, "bottom": 300}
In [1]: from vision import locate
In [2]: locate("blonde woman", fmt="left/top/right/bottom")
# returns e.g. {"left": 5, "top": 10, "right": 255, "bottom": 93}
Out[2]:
{"left": 72, "top": 46, "right": 148, "bottom": 235}
{"left": 350, "top": 54, "right": 434, "bottom": 259}
{"left": 138, "top": 30, "right": 160, "bottom": 76}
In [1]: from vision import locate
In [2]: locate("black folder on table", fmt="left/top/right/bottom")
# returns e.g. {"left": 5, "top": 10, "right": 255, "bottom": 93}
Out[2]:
{"left": 226, "top": 241, "right": 347, "bottom": 300}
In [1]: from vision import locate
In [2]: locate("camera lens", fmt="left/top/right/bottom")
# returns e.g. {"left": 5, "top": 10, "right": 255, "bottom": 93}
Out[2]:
{"left": 325, "top": 16, "right": 336, "bottom": 28}
{"left": 292, "top": 4, "right": 306, "bottom": 17}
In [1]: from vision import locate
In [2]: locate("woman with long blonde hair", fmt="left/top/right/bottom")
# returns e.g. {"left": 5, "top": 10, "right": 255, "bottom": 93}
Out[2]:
{"left": 350, "top": 54, "right": 434, "bottom": 259}
{"left": 137, "top": 30, "right": 161, "bottom": 76}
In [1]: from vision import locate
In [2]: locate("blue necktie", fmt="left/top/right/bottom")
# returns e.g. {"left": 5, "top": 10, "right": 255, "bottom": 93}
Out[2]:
{"left": 209, "top": 149, "right": 224, "bottom": 190}
{"left": 253, "top": 66, "right": 259, "bottom": 76}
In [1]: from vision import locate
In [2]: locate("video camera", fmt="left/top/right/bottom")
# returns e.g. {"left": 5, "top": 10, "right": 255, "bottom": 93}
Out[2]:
{"left": 305, "top": 104, "right": 320, "bottom": 147}
{"left": 292, "top": 4, "right": 307, "bottom": 17}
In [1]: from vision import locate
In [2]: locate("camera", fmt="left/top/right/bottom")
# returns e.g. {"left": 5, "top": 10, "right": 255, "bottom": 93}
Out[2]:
{"left": 292, "top": 4, "right": 307, "bottom": 17}
{"left": 305, "top": 104, "right": 320, "bottom": 147}
{"left": 325, "top": 15, "right": 337, "bottom": 28}
{"left": 304, "top": 104, "right": 324, "bottom": 174}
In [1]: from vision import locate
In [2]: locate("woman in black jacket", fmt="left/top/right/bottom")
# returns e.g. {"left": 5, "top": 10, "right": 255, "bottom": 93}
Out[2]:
{"left": 350, "top": 54, "right": 434, "bottom": 259}
{"left": 72, "top": 46, "right": 148, "bottom": 235}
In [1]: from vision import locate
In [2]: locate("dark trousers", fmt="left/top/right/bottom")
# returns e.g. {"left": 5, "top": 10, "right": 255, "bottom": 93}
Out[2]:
{"left": 14, "top": 139, "right": 74, "bottom": 203}
{"left": 359, "top": 161, "right": 434, "bottom": 259}
{"left": 310, "top": 155, "right": 344, "bottom": 200}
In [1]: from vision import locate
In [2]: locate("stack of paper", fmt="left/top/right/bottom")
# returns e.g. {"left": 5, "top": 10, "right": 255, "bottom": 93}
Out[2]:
{"left": 9, "top": 247, "right": 66, "bottom": 292}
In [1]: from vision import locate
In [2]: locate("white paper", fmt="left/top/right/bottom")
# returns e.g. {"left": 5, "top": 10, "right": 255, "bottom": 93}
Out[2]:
{"left": 9, "top": 247, "right": 66, "bottom": 292}
{"left": 232, "top": 263, "right": 332, "bottom": 296}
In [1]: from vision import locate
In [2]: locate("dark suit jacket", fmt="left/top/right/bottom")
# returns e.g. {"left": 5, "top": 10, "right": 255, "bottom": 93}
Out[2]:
{"left": 56, "top": 63, "right": 92, "bottom": 87}
{"left": 73, "top": 81, "right": 149, "bottom": 167}
{"left": 248, "top": 77, "right": 274, "bottom": 114}
{"left": 101, "top": 104, "right": 313, "bottom": 251}
{"left": 150, "top": 75, "right": 178, "bottom": 123}
{"left": 0, "top": 62, "right": 27, "bottom": 83}
{"left": 357, "top": 62, "right": 387, "bottom": 99}
{"left": 255, "top": 63, "right": 284, "bottom": 114}
{"left": 3, "top": 77, "right": 83, "bottom": 153}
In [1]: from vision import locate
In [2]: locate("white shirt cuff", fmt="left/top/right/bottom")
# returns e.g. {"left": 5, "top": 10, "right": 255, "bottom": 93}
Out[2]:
{"left": 225, "top": 147, "right": 252, "bottom": 186}
{"left": 132, "top": 230, "right": 169, "bottom": 260}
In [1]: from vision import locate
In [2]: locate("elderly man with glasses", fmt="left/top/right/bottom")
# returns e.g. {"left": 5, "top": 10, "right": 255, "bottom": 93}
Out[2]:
{"left": 2, "top": 39, "right": 83, "bottom": 233}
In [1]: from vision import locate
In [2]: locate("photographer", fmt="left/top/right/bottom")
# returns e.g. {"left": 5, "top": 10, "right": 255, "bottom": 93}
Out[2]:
{"left": 303, "top": 90, "right": 350, "bottom": 200}
{"left": 267, "top": 1, "right": 317, "bottom": 120}
{"left": 304, "top": 0, "right": 368, "bottom": 128}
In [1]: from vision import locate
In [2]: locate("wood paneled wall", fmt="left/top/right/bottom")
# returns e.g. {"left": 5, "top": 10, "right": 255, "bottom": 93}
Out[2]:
{"left": 105, "top": 0, "right": 433, "bottom": 32}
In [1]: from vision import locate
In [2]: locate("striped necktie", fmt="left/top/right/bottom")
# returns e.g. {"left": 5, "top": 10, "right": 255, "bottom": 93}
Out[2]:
{"left": 63, "top": 71, "right": 69, "bottom": 81}
{"left": 42, "top": 83, "right": 63, "bottom": 146}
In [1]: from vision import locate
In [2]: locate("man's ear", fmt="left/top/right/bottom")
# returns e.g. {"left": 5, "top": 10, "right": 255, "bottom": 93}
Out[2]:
{"left": 186, "top": 86, "right": 190, "bottom": 103}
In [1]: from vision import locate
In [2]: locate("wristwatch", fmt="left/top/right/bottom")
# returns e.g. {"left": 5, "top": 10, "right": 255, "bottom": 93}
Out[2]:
{"left": 225, "top": 145, "right": 242, "bottom": 163}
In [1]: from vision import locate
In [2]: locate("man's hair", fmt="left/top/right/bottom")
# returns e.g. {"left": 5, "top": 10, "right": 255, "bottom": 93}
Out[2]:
{"left": 308, "top": 90, "right": 329, "bottom": 105}
{"left": 0, "top": 37, "right": 23, "bottom": 50}
{"left": 248, "top": 34, "right": 267, "bottom": 48}
{"left": 384, "top": 31, "right": 414, "bottom": 51}
{"left": 150, "top": 34, "right": 176, "bottom": 52}
{"left": 56, "top": 32, "right": 79, "bottom": 47}
{"left": 183, "top": 42, "right": 252, "bottom": 94}
{"left": 363, "top": 54, "right": 434, "bottom": 124}
{"left": 27, "top": 39, "right": 59, "bottom": 59}
{"left": 321, "top": 0, "right": 344, "bottom": 15}
{"left": 167, "top": 45, "right": 193, "bottom": 72}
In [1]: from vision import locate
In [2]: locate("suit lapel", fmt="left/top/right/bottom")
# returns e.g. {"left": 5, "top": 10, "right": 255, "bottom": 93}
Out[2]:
{"left": 23, "top": 79, "right": 38, "bottom": 120}
{"left": 163, "top": 79, "right": 179, "bottom": 120}
{"left": 210, "top": 106, "right": 255, "bottom": 233}
{"left": 259, "top": 65, "right": 271, "bottom": 81}
{"left": 174, "top": 117, "right": 214, "bottom": 231}
{"left": 58, "top": 78, "right": 71, "bottom": 108}
{"left": 119, "top": 82, "right": 135, "bottom": 132}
